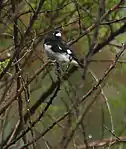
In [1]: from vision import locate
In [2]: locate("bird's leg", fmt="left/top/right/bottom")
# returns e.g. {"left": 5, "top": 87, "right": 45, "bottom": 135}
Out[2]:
{"left": 55, "top": 61, "right": 61, "bottom": 79}
{"left": 56, "top": 61, "right": 61, "bottom": 73}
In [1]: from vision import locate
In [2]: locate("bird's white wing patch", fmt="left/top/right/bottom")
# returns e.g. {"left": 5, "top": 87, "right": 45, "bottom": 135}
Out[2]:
{"left": 58, "top": 46, "right": 62, "bottom": 50}
{"left": 55, "top": 32, "right": 61, "bottom": 37}
{"left": 67, "top": 49, "right": 72, "bottom": 54}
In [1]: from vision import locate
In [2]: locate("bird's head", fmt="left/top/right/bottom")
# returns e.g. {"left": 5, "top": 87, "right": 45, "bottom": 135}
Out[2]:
{"left": 53, "top": 30, "right": 62, "bottom": 38}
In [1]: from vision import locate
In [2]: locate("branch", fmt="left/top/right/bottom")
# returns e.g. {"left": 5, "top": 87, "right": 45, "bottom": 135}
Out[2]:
{"left": 78, "top": 136, "right": 126, "bottom": 149}
{"left": 93, "top": 22, "right": 126, "bottom": 55}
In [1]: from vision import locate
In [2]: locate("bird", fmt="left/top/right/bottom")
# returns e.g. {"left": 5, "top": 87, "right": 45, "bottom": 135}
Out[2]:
{"left": 43, "top": 30, "right": 83, "bottom": 69}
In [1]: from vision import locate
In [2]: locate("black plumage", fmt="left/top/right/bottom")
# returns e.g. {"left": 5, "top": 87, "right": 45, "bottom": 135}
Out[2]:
{"left": 43, "top": 30, "right": 83, "bottom": 67}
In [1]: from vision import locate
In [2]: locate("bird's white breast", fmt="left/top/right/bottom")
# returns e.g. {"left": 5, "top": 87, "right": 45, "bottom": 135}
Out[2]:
{"left": 44, "top": 43, "right": 78, "bottom": 65}
{"left": 44, "top": 44, "right": 52, "bottom": 53}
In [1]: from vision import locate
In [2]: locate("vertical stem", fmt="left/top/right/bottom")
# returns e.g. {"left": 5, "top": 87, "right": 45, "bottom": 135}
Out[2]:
{"left": 11, "top": 0, "right": 27, "bottom": 146}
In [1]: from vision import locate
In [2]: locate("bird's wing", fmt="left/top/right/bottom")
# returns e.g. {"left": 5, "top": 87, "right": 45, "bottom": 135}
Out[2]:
{"left": 44, "top": 35, "right": 79, "bottom": 59}
{"left": 51, "top": 39, "right": 76, "bottom": 56}
{"left": 44, "top": 36, "right": 83, "bottom": 68}
{"left": 58, "top": 40, "right": 79, "bottom": 61}
{"left": 44, "top": 36, "right": 63, "bottom": 52}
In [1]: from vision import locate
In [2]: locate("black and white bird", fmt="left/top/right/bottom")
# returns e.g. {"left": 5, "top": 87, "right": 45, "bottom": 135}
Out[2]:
{"left": 43, "top": 30, "right": 83, "bottom": 68}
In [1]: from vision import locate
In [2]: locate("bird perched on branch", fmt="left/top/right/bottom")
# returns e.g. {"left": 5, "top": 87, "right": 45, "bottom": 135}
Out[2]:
{"left": 43, "top": 30, "right": 83, "bottom": 70}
